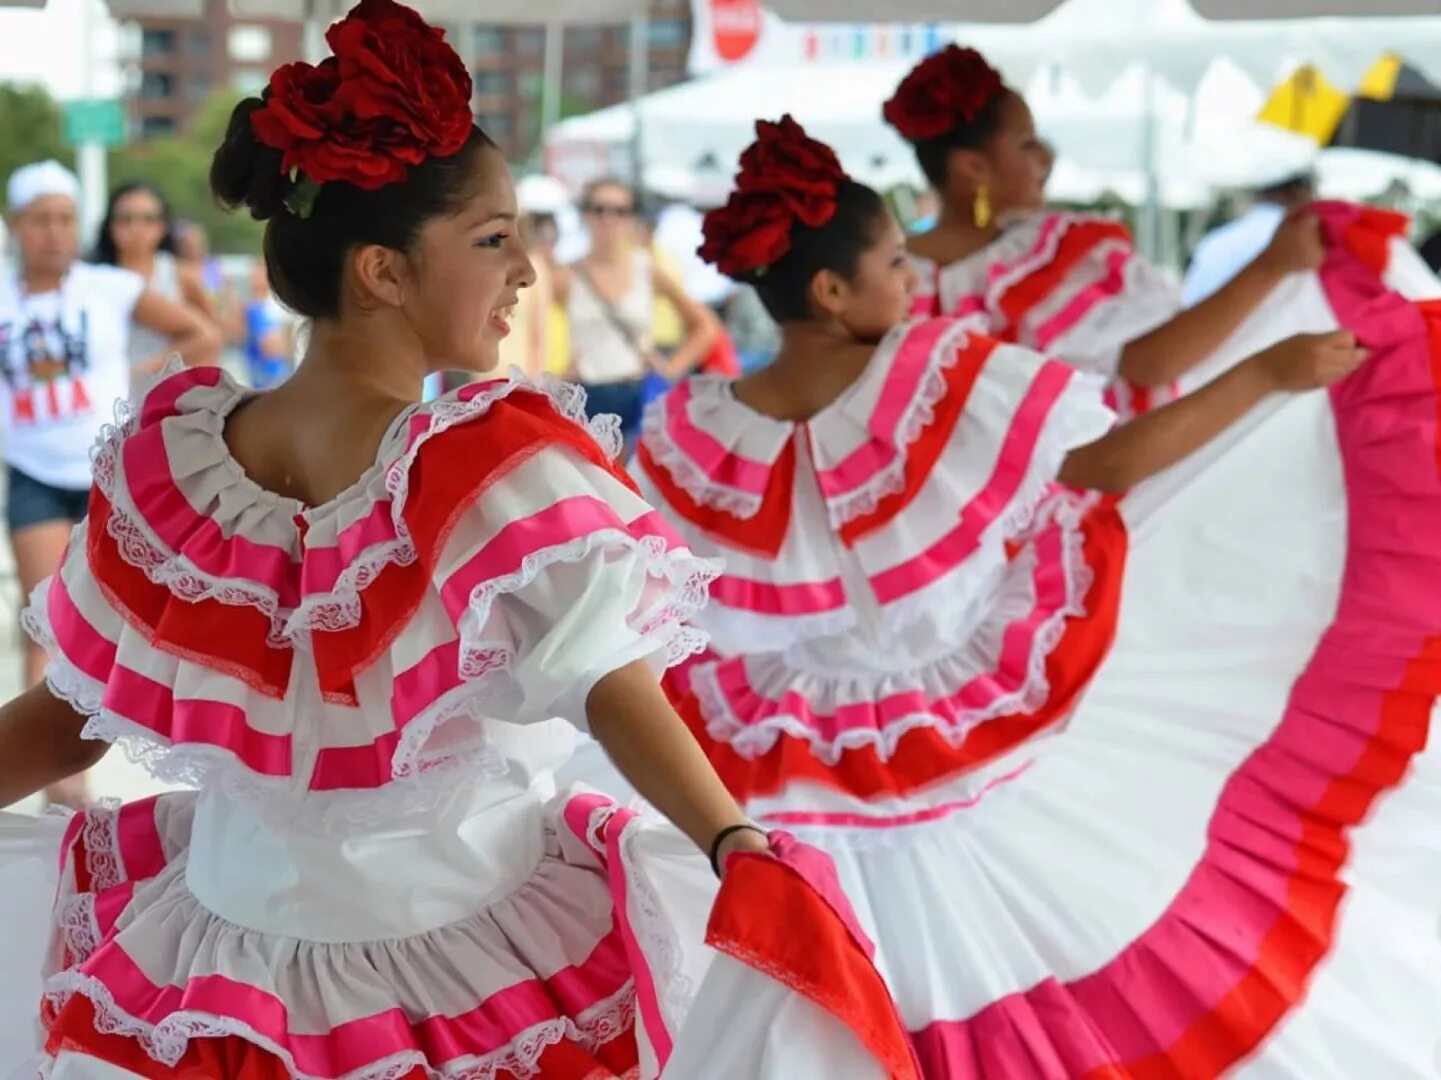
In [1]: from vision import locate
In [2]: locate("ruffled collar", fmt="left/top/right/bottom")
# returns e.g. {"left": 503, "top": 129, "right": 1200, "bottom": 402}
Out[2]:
{"left": 637, "top": 317, "right": 981, "bottom": 544}
{"left": 94, "top": 363, "right": 619, "bottom": 653}
{"left": 910, "top": 211, "right": 1132, "bottom": 321}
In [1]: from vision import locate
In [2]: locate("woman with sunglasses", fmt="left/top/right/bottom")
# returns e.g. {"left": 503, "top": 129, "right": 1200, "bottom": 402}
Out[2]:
{"left": 92, "top": 181, "right": 221, "bottom": 378}
{"left": 555, "top": 178, "right": 719, "bottom": 444}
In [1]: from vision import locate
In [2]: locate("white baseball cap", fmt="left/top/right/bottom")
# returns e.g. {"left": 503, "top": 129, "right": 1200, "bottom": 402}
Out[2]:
{"left": 6, "top": 160, "right": 80, "bottom": 215}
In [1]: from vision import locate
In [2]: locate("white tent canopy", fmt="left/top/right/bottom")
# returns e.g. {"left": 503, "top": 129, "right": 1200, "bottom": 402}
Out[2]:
{"left": 768, "top": 0, "right": 1440, "bottom": 19}
{"left": 0, "top": 0, "right": 648, "bottom": 19}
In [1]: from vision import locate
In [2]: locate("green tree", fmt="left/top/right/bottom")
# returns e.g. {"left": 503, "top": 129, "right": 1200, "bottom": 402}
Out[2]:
{"left": 0, "top": 83, "right": 74, "bottom": 207}
{"left": 109, "top": 90, "right": 264, "bottom": 256}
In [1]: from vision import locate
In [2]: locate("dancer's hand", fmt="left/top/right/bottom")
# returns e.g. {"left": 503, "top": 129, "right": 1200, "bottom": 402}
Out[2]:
{"left": 1256, "top": 330, "right": 1367, "bottom": 392}
{"left": 1258, "top": 213, "right": 1326, "bottom": 277}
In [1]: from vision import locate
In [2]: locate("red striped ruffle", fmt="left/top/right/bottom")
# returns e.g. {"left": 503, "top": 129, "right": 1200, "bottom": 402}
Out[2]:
{"left": 906, "top": 205, "right": 1441, "bottom": 1079}
{"left": 44, "top": 793, "right": 643, "bottom": 1080}
{"left": 86, "top": 372, "right": 633, "bottom": 705}
{"left": 669, "top": 501, "right": 1127, "bottom": 803}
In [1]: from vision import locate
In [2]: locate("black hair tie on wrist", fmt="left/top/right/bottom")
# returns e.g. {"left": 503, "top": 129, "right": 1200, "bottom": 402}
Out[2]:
{"left": 708, "top": 823, "right": 768, "bottom": 878}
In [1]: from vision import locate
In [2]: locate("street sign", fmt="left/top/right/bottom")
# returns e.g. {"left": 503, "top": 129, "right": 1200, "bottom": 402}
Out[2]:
{"left": 64, "top": 99, "right": 127, "bottom": 148}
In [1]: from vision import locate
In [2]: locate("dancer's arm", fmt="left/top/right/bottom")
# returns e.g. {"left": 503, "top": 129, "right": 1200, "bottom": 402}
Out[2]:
{"left": 587, "top": 659, "right": 768, "bottom": 867}
{"left": 1117, "top": 215, "right": 1325, "bottom": 388}
{"left": 1062, "top": 330, "right": 1365, "bottom": 492}
{"left": 0, "top": 685, "right": 108, "bottom": 806}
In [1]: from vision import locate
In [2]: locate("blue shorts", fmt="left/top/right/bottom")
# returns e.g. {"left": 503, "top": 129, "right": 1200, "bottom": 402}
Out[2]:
{"left": 6, "top": 466, "right": 88, "bottom": 534}
{"left": 580, "top": 379, "right": 647, "bottom": 441}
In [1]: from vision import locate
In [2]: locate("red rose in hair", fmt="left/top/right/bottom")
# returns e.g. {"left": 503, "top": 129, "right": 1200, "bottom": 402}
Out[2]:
{"left": 883, "top": 45, "right": 1004, "bottom": 142}
{"left": 737, "top": 115, "right": 847, "bottom": 225}
{"left": 250, "top": 0, "right": 473, "bottom": 192}
{"left": 700, "top": 116, "right": 849, "bottom": 278}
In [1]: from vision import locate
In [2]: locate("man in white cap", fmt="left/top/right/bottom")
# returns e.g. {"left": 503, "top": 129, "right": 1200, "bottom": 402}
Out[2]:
{"left": 1182, "top": 168, "right": 1317, "bottom": 307}
{"left": 2, "top": 159, "right": 221, "bottom": 809}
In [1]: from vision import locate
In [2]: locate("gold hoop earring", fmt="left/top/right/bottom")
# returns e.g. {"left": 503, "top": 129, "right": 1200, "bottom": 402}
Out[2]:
{"left": 973, "top": 184, "right": 992, "bottom": 229}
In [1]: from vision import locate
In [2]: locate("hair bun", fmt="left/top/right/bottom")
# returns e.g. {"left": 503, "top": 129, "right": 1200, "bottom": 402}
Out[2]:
{"left": 210, "top": 96, "right": 295, "bottom": 222}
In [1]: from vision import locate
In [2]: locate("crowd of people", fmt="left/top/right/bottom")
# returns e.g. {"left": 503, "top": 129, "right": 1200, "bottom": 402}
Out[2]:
{"left": 0, "top": 2, "right": 1439, "bottom": 1077}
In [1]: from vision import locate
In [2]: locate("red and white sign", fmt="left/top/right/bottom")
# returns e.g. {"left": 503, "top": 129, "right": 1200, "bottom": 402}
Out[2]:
{"left": 687, "top": 1, "right": 950, "bottom": 77}
{"left": 709, "top": 0, "right": 763, "bottom": 63}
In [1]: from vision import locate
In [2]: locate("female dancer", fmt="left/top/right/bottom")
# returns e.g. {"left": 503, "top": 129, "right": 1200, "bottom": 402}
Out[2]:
{"left": 637, "top": 116, "right": 1441, "bottom": 1076}
{"left": 0, "top": 6, "right": 917, "bottom": 1078}
{"left": 885, "top": 45, "right": 1362, "bottom": 417}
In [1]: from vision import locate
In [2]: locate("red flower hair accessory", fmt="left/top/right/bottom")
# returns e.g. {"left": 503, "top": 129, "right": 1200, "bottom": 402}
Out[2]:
{"left": 699, "top": 115, "right": 849, "bottom": 279}
{"left": 250, "top": 0, "right": 473, "bottom": 215}
{"left": 883, "top": 45, "right": 1004, "bottom": 143}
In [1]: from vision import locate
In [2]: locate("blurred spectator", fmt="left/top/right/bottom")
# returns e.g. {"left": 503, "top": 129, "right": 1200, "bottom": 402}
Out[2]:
{"left": 242, "top": 263, "right": 294, "bottom": 390}
{"left": 92, "top": 183, "right": 219, "bottom": 376}
{"left": 1, "top": 160, "right": 221, "bottom": 805}
{"left": 908, "top": 189, "right": 940, "bottom": 235}
{"left": 647, "top": 166, "right": 734, "bottom": 315}
{"left": 554, "top": 178, "right": 718, "bottom": 443}
{"left": 1183, "top": 170, "right": 1316, "bottom": 306}
{"left": 174, "top": 220, "right": 225, "bottom": 297}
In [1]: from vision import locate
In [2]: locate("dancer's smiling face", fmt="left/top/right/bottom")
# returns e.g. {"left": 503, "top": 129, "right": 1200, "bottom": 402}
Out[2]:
{"left": 365, "top": 144, "right": 537, "bottom": 373}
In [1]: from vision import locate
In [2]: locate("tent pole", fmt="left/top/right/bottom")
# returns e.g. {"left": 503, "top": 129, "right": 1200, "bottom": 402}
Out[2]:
{"left": 628, "top": 13, "right": 648, "bottom": 200}
{"left": 1140, "top": 64, "right": 1161, "bottom": 262}
{"left": 541, "top": 20, "right": 564, "bottom": 136}
{"left": 303, "top": 0, "right": 326, "bottom": 63}
{"left": 76, "top": 0, "right": 107, "bottom": 244}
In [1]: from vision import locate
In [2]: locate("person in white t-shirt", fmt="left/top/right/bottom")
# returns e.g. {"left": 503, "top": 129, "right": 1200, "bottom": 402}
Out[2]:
{"left": 2, "top": 160, "right": 221, "bottom": 806}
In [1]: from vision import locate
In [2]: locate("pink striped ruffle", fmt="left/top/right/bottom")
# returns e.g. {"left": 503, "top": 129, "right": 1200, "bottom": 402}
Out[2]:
{"left": 692, "top": 497, "right": 1090, "bottom": 765}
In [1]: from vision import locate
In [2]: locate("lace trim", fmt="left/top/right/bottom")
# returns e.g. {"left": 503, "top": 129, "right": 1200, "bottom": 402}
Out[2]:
{"left": 91, "top": 392, "right": 299, "bottom": 647}
{"left": 693, "top": 492, "right": 1093, "bottom": 765}
{"left": 821, "top": 318, "right": 973, "bottom": 528}
{"left": 78, "top": 799, "right": 124, "bottom": 892}
{"left": 56, "top": 893, "right": 102, "bottom": 968}
{"left": 612, "top": 813, "right": 696, "bottom": 1027}
{"left": 638, "top": 389, "right": 767, "bottom": 520}
{"left": 451, "top": 528, "right": 720, "bottom": 691}
{"left": 43, "top": 971, "right": 637, "bottom": 1080}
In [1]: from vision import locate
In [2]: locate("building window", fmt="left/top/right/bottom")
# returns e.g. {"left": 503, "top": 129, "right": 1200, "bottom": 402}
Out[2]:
{"left": 568, "top": 27, "right": 601, "bottom": 52}
{"left": 231, "top": 69, "right": 269, "bottom": 95}
{"left": 140, "top": 115, "right": 175, "bottom": 138}
{"left": 189, "top": 74, "right": 213, "bottom": 102}
{"left": 483, "top": 112, "right": 515, "bottom": 139}
{"left": 565, "top": 69, "right": 602, "bottom": 100}
{"left": 516, "top": 29, "right": 544, "bottom": 55}
{"left": 139, "top": 71, "right": 175, "bottom": 100}
{"left": 474, "top": 69, "right": 509, "bottom": 96}
{"left": 648, "top": 19, "right": 689, "bottom": 48}
{"left": 472, "top": 26, "right": 504, "bottom": 54}
{"left": 187, "top": 30, "right": 211, "bottom": 56}
{"left": 227, "top": 25, "right": 273, "bottom": 63}
{"left": 140, "top": 28, "right": 176, "bottom": 57}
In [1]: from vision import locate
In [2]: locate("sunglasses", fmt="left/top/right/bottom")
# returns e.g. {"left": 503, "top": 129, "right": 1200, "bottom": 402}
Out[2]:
{"left": 114, "top": 212, "right": 164, "bottom": 226}
{"left": 582, "top": 204, "right": 635, "bottom": 218}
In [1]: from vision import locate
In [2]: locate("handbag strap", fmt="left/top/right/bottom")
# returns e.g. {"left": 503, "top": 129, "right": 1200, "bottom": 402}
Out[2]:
{"left": 574, "top": 259, "right": 653, "bottom": 371}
